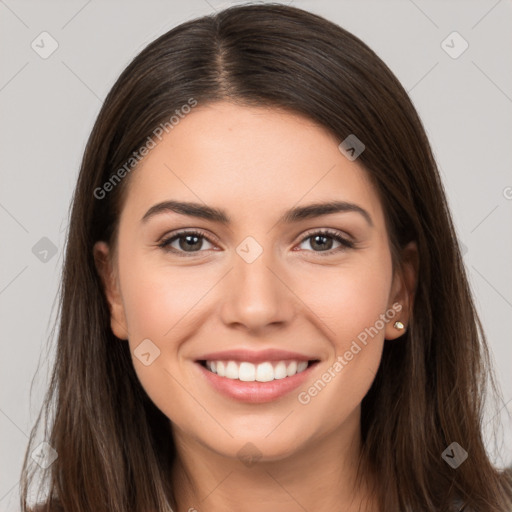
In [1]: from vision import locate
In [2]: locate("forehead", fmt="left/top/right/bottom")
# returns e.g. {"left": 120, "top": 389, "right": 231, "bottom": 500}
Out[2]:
{"left": 121, "top": 101, "right": 384, "bottom": 228}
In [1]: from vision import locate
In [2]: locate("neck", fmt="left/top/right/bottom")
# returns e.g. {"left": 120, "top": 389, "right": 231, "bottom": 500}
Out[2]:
{"left": 169, "top": 408, "right": 378, "bottom": 512}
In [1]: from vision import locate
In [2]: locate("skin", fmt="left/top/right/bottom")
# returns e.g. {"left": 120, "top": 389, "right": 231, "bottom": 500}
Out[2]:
{"left": 94, "top": 101, "right": 418, "bottom": 512}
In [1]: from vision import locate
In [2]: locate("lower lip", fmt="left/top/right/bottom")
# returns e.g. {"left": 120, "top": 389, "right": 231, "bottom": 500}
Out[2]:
{"left": 195, "top": 361, "right": 318, "bottom": 403}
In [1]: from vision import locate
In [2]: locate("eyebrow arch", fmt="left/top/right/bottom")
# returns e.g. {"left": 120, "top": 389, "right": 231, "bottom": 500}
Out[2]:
{"left": 141, "top": 200, "right": 373, "bottom": 227}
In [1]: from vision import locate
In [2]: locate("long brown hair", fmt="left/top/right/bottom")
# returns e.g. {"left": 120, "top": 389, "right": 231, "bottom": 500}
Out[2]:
{"left": 20, "top": 3, "right": 512, "bottom": 511}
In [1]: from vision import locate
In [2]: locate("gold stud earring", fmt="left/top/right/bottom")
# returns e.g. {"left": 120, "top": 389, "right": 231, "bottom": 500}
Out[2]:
{"left": 393, "top": 321, "right": 405, "bottom": 330}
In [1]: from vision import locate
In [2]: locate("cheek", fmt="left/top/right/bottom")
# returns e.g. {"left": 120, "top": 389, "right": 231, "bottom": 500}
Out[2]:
{"left": 119, "top": 253, "right": 218, "bottom": 342}
{"left": 293, "top": 250, "right": 392, "bottom": 414}
{"left": 301, "top": 252, "right": 393, "bottom": 349}
{"left": 117, "top": 253, "right": 214, "bottom": 422}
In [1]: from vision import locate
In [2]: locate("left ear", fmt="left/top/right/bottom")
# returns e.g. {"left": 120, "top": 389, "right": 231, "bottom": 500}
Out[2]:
{"left": 384, "top": 240, "right": 418, "bottom": 340}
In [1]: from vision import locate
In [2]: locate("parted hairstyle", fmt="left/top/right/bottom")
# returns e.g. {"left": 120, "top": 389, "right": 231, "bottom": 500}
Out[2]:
{"left": 20, "top": 3, "right": 512, "bottom": 511}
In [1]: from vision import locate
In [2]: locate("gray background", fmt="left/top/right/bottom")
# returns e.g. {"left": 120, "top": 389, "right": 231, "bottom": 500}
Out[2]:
{"left": 1, "top": 0, "right": 511, "bottom": 509}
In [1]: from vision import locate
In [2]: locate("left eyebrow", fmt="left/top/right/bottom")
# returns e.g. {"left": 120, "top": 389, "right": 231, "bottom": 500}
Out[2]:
{"left": 141, "top": 199, "right": 373, "bottom": 227}
{"left": 281, "top": 200, "right": 373, "bottom": 227}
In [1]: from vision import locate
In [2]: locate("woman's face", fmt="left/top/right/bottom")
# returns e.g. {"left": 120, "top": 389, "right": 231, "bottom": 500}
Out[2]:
{"left": 95, "top": 101, "right": 416, "bottom": 461}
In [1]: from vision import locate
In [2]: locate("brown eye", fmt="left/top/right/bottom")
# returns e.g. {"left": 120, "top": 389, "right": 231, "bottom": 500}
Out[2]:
{"left": 298, "top": 229, "right": 355, "bottom": 255}
{"left": 158, "top": 230, "right": 215, "bottom": 255}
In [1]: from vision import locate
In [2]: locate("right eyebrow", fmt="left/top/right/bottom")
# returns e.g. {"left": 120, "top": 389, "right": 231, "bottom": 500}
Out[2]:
{"left": 141, "top": 200, "right": 230, "bottom": 224}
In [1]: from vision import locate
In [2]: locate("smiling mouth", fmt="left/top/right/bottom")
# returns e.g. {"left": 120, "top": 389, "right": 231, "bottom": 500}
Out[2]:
{"left": 198, "top": 359, "right": 320, "bottom": 382}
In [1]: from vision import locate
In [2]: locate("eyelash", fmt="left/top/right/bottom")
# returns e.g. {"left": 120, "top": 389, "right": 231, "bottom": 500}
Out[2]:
{"left": 157, "top": 228, "right": 356, "bottom": 257}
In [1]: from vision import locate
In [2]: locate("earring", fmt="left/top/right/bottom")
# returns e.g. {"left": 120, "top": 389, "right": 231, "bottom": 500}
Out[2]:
{"left": 394, "top": 321, "right": 405, "bottom": 330}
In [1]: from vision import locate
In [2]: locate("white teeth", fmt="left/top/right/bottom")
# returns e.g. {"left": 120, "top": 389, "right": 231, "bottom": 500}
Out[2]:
{"left": 297, "top": 361, "right": 308, "bottom": 373}
{"left": 239, "top": 362, "right": 256, "bottom": 381}
{"left": 256, "top": 362, "right": 274, "bottom": 382}
{"left": 225, "top": 361, "right": 239, "bottom": 379}
{"left": 216, "top": 361, "right": 226, "bottom": 377}
{"left": 286, "top": 361, "right": 297, "bottom": 377}
{"left": 274, "top": 361, "right": 288, "bottom": 380}
{"left": 204, "top": 359, "right": 311, "bottom": 382}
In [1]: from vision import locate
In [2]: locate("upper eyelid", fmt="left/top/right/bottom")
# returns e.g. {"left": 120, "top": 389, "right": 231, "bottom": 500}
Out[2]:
{"left": 160, "top": 228, "right": 217, "bottom": 244}
{"left": 300, "top": 227, "right": 353, "bottom": 241}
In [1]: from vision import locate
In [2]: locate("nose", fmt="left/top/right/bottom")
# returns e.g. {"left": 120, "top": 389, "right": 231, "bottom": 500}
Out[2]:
{"left": 218, "top": 248, "right": 296, "bottom": 333}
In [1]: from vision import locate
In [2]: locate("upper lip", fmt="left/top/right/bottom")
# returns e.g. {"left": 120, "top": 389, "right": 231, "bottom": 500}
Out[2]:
{"left": 196, "top": 349, "right": 318, "bottom": 364}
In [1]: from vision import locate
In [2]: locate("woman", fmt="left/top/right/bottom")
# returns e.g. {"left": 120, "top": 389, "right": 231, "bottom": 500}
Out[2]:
{"left": 20, "top": 3, "right": 512, "bottom": 511}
